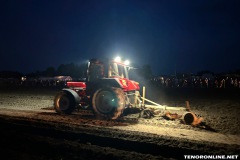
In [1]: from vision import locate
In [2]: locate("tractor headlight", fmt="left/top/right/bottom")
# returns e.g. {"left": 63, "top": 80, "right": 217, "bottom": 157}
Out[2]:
{"left": 114, "top": 56, "right": 121, "bottom": 62}
{"left": 124, "top": 60, "right": 130, "bottom": 65}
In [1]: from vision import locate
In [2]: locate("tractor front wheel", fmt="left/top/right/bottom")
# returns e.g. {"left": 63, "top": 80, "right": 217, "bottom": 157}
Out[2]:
{"left": 92, "top": 87, "right": 125, "bottom": 119}
{"left": 54, "top": 91, "right": 75, "bottom": 114}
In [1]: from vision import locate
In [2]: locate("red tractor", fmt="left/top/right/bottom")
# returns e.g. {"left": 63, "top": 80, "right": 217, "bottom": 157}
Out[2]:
{"left": 54, "top": 57, "right": 142, "bottom": 119}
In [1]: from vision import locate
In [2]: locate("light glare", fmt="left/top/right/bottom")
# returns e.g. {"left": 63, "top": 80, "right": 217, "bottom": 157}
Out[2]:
{"left": 114, "top": 56, "right": 121, "bottom": 62}
{"left": 124, "top": 60, "right": 130, "bottom": 65}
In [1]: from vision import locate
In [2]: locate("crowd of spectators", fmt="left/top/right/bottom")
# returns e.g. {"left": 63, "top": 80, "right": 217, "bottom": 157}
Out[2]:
{"left": 150, "top": 76, "right": 240, "bottom": 89}
{"left": 1, "top": 71, "right": 240, "bottom": 90}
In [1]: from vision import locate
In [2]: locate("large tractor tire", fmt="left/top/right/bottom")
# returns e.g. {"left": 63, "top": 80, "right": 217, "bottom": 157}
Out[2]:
{"left": 54, "top": 91, "right": 75, "bottom": 114}
{"left": 92, "top": 87, "right": 125, "bottom": 120}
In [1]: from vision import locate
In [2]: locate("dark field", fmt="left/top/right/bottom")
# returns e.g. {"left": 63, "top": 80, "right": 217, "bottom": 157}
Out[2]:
{"left": 0, "top": 86, "right": 239, "bottom": 159}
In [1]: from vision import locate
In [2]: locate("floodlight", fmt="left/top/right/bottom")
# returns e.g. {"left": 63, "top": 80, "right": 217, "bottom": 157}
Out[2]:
{"left": 114, "top": 56, "right": 121, "bottom": 62}
{"left": 124, "top": 60, "right": 130, "bottom": 65}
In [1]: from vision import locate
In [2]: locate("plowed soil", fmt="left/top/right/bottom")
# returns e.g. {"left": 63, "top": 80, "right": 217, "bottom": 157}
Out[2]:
{"left": 0, "top": 86, "right": 239, "bottom": 160}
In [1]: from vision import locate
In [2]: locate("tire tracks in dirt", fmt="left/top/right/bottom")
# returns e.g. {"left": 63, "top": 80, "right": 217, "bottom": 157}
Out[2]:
{"left": 0, "top": 113, "right": 239, "bottom": 160}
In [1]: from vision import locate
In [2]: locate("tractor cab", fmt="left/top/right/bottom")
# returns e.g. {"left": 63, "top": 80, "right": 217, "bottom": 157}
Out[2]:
{"left": 108, "top": 59, "right": 129, "bottom": 79}
{"left": 87, "top": 57, "right": 129, "bottom": 81}
{"left": 86, "top": 57, "right": 139, "bottom": 93}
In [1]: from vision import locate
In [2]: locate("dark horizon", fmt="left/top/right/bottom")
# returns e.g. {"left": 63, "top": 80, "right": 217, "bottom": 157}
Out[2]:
{"left": 1, "top": 0, "right": 240, "bottom": 75}
{"left": 1, "top": 63, "right": 240, "bottom": 78}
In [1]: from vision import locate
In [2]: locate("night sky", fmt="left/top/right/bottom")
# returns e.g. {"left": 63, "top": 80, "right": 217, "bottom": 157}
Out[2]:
{"left": 0, "top": 0, "right": 240, "bottom": 75}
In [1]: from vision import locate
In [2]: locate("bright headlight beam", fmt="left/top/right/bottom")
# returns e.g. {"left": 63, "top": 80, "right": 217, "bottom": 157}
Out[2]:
{"left": 124, "top": 60, "right": 130, "bottom": 65}
{"left": 114, "top": 56, "right": 121, "bottom": 62}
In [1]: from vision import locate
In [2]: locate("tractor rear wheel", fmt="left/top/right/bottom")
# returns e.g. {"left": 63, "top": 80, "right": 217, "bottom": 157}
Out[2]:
{"left": 54, "top": 91, "right": 75, "bottom": 114}
{"left": 92, "top": 87, "right": 125, "bottom": 119}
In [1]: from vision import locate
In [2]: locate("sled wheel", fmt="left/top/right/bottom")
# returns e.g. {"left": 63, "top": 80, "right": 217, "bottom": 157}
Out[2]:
{"left": 54, "top": 91, "right": 75, "bottom": 114}
{"left": 92, "top": 87, "right": 125, "bottom": 119}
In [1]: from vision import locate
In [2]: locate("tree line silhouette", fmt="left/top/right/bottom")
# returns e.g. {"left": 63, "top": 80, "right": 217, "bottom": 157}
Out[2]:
{"left": 0, "top": 62, "right": 153, "bottom": 87}
{"left": 25, "top": 63, "right": 88, "bottom": 79}
{"left": 1, "top": 62, "right": 240, "bottom": 83}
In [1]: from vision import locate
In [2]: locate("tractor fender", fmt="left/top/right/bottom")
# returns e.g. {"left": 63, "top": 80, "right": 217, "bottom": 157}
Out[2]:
{"left": 62, "top": 88, "right": 81, "bottom": 105}
{"left": 86, "top": 78, "right": 122, "bottom": 95}
{"left": 98, "top": 78, "right": 122, "bottom": 88}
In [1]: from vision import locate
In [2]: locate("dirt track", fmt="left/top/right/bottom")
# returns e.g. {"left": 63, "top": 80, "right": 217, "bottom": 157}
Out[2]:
{"left": 0, "top": 87, "right": 239, "bottom": 159}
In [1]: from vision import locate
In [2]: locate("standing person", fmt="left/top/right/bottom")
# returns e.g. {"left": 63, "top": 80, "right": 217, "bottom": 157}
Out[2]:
{"left": 215, "top": 79, "right": 219, "bottom": 88}
{"left": 205, "top": 78, "right": 209, "bottom": 88}
{"left": 234, "top": 78, "right": 238, "bottom": 88}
